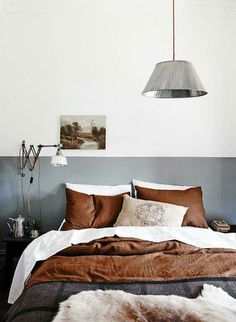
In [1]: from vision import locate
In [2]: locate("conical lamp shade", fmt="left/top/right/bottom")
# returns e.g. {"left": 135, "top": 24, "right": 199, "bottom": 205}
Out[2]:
{"left": 142, "top": 60, "right": 207, "bottom": 98}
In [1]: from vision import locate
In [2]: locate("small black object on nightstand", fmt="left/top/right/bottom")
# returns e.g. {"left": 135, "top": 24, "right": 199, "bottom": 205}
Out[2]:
{"left": 3, "top": 234, "right": 34, "bottom": 289}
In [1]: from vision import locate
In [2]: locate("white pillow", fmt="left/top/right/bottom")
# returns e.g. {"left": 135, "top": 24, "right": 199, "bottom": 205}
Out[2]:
{"left": 66, "top": 183, "right": 131, "bottom": 195}
{"left": 58, "top": 183, "right": 132, "bottom": 230}
{"left": 132, "top": 179, "right": 193, "bottom": 197}
{"left": 58, "top": 220, "right": 66, "bottom": 230}
{"left": 114, "top": 195, "right": 188, "bottom": 227}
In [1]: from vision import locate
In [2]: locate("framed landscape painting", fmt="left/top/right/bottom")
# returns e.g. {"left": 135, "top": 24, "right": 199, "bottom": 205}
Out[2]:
{"left": 60, "top": 115, "right": 106, "bottom": 150}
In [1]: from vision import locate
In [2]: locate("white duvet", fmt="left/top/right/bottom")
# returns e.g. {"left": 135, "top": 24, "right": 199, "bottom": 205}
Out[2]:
{"left": 8, "top": 226, "right": 236, "bottom": 304}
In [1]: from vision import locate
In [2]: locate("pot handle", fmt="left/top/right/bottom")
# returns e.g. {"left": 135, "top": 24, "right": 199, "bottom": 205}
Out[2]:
{"left": 6, "top": 218, "right": 15, "bottom": 233}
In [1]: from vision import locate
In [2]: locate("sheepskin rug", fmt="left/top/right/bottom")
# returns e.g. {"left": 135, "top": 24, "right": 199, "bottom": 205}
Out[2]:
{"left": 53, "top": 284, "right": 236, "bottom": 322}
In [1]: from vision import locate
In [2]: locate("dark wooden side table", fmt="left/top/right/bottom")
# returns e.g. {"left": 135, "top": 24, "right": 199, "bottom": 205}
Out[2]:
{"left": 229, "top": 225, "right": 236, "bottom": 233}
{"left": 3, "top": 235, "right": 33, "bottom": 289}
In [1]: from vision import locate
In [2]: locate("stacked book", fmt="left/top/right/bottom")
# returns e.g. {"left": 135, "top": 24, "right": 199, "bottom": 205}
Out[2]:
{"left": 210, "top": 220, "right": 231, "bottom": 232}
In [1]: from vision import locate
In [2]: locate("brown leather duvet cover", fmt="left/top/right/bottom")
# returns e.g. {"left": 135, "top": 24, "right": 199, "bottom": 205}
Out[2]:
{"left": 27, "top": 237, "right": 236, "bottom": 288}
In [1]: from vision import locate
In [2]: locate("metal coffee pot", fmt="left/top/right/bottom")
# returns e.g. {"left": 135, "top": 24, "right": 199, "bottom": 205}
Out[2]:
{"left": 7, "top": 215, "right": 25, "bottom": 238}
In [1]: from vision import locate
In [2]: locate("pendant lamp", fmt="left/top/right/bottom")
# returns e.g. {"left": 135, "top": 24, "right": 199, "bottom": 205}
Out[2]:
{"left": 142, "top": 0, "right": 207, "bottom": 98}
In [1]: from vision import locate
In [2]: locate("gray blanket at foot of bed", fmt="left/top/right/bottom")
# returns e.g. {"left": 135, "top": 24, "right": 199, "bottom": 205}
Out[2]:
{"left": 4, "top": 277, "right": 236, "bottom": 322}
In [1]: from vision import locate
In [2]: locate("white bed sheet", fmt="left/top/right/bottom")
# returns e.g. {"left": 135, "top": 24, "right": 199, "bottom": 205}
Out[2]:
{"left": 8, "top": 226, "right": 236, "bottom": 304}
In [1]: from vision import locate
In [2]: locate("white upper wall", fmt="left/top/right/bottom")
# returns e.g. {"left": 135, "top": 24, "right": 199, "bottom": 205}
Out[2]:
{"left": 0, "top": 0, "right": 236, "bottom": 156}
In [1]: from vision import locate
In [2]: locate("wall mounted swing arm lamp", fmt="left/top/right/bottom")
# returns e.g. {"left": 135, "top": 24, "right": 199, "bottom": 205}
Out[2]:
{"left": 19, "top": 141, "right": 67, "bottom": 222}
{"left": 142, "top": 0, "right": 207, "bottom": 98}
{"left": 20, "top": 140, "right": 67, "bottom": 176}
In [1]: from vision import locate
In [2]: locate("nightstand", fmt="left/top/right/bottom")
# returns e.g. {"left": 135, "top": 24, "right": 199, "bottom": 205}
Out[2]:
{"left": 2, "top": 235, "right": 33, "bottom": 289}
{"left": 229, "top": 225, "right": 236, "bottom": 233}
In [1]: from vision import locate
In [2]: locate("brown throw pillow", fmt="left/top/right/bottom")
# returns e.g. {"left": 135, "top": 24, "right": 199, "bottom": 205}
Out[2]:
{"left": 135, "top": 186, "right": 208, "bottom": 228}
{"left": 61, "top": 188, "right": 129, "bottom": 230}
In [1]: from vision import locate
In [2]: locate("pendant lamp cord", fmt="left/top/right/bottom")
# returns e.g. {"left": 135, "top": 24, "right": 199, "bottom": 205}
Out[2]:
{"left": 172, "top": 0, "right": 175, "bottom": 61}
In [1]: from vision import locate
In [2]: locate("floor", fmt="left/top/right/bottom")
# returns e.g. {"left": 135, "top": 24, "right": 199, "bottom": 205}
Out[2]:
{"left": 0, "top": 260, "right": 11, "bottom": 320}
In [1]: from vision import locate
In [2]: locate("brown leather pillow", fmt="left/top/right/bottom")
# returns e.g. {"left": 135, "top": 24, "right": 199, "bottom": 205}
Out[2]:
{"left": 61, "top": 188, "right": 129, "bottom": 230}
{"left": 136, "top": 186, "right": 208, "bottom": 228}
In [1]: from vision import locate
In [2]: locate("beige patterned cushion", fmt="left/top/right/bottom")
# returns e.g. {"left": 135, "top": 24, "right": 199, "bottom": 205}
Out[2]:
{"left": 114, "top": 195, "right": 188, "bottom": 227}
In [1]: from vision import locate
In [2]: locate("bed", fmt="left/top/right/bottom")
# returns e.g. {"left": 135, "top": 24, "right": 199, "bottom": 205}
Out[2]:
{"left": 4, "top": 227, "right": 236, "bottom": 322}
{"left": 4, "top": 181, "right": 236, "bottom": 321}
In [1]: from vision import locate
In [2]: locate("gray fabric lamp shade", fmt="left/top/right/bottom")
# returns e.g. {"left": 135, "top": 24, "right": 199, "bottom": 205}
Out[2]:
{"left": 142, "top": 60, "right": 207, "bottom": 98}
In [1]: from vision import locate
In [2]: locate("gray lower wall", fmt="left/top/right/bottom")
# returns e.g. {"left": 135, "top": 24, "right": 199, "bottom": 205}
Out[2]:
{"left": 1, "top": 157, "right": 236, "bottom": 241}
